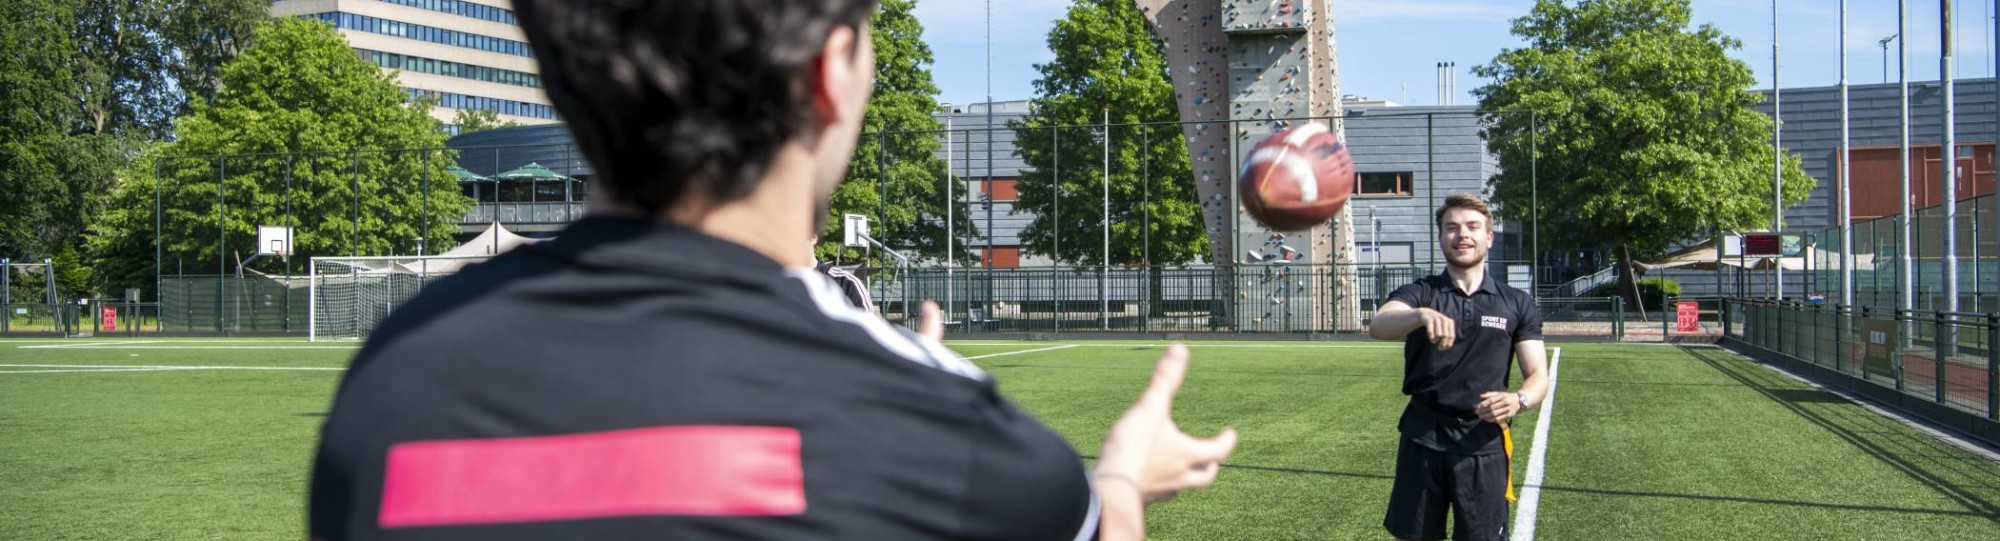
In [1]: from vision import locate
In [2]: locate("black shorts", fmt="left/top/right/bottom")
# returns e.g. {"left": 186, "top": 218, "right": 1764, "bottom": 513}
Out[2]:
{"left": 1383, "top": 438, "right": 1509, "bottom": 541}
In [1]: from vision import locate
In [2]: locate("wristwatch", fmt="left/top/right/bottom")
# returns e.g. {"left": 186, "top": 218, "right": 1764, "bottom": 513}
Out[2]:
{"left": 1516, "top": 391, "right": 1531, "bottom": 410}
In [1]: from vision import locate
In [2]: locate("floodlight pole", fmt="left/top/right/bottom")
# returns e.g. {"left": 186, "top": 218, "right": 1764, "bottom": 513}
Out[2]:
{"left": 1841, "top": 0, "right": 1854, "bottom": 310}
{"left": 1942, "top": 0, "right": 1961, "bottom": 371}
{"left": 1899, "top": 0, "right": 1912, "bottom": 348}
{"left": 946, "top": 117, "right": 955, "bottom": 322}
{"left": 1773, "top": 0, "right": 1785, "bottom": 300}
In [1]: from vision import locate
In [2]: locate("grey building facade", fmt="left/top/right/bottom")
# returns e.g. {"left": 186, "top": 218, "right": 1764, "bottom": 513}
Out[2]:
{"left": 1753, "top": 77, "right": 2000, "bottom": 233}
{"left": 927, "top": 101, "right": 1518, "bottom": 271}
{"left": 440, "top": 100, "right": 1518, "bottom": 280}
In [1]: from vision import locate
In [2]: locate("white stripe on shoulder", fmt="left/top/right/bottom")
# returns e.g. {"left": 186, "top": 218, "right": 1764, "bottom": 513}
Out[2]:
{"left": 1074, "top": 468, "right": 1102, "bottom": 541}
{"left": 787, "top": 270, "right": 984, "bottom": 380}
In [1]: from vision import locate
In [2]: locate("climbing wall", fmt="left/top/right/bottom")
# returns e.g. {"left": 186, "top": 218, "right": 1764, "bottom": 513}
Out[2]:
{"left": 1138, "top": 0, "right": 1361, "bottom": 331}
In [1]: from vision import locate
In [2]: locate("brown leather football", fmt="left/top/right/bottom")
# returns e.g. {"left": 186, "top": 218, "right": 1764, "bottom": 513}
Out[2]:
{"left": 1237, "top": 122, "right": 1355, "bottom": 232}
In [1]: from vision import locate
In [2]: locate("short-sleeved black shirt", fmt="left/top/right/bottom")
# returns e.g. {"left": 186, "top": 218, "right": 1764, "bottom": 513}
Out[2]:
{"left": 1384, "top": 272, "right": 1543, "bottom": 455}
{"left": 309, "top": 217, "right": 1098, "bottom": 540}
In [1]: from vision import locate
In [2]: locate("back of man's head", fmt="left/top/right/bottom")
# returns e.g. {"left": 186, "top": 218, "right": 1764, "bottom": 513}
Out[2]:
{"left": 514, "top": 0, "right": 879, "bottom": 215}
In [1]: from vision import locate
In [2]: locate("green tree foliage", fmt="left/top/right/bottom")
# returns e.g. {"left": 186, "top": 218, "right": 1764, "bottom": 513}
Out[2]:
{"left": 90, "top": 18, "right": 469, "bottom": 294}
{"left": 2, "top": 0, "right": 263, "bottom": 296}
{"left": 451, "top": 107, "right": 520, "bottom": 134}
{"left": 0, "top": 0, "right": 83, "bottom": 260}
{"left": 72, "top": 0, "right": 267, "bottom": 139}
{"left": 1473, "top": 0, "right": 1812, "bottom": 313}
{"left": 1010, "top": 0, "right": 1203, "bottom": 266}
{"left": 823, "top": 0, "right": 977, "bottom": 265}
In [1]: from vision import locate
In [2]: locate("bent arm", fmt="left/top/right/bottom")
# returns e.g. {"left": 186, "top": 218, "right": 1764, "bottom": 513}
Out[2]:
{"left": 1368, "top": 300, "right": 1424, "bottom": 341}
{"left": 1513, "top": 340, "right": 1550, "bottom": 408}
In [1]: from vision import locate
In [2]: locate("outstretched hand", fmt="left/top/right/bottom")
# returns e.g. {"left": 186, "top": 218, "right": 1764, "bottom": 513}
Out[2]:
{"left": 1094, "top": 344, "right": 1239, "bottom": 503}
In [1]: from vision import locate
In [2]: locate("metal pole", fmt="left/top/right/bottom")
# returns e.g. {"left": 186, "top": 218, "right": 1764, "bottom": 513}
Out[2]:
{"left": 946, "top": 119, "right": 955, "bottom": 323}
{"left": 1901, "top": 0, "right": 1914, "bottom": 343}
{"left": 1102, "top": 108, "right": 1110, "bottom": 331}
{"left": 422, "top": 151, "right": 430, "bottom": 259}
{"left": 564, "top": 145, "right": 574, "bottom": 222}
{"left": 352, "top": 152, "right": 360, "bottom": 256}
{"left": 1945, "top": 0, "right": 1962, "bottom": 366}
{"left": 218, "top": 158, "right": 227, "bottom": 334}
{"left": 1054, "top": 125, "right": 1061, "bottom": 333}
{"left": 154, "top": 161, "right": 162, "bottom": 305}
{"left": 986, "top": 0, "right": 996, "bottom": 325}
{"left": 1774, "top": 0, "right": 1786, "bottom": 300}
{"left": 284, "top": 155, "right": 293, "bottom": 332}
{"left": 1428, "top": 113, "right": 1436, "bottom": 270}
{"left": 1143, "top": 122, "right": 1151, "bottom": 332}
{"left": 876, "top": 130, "right": 888, "bottom": 317}
{"left": 1531, "top": 112, "right": 1539, "bottom": 293}
{"left": 1841, "top": 0, "right": 1854, "bottom": 308}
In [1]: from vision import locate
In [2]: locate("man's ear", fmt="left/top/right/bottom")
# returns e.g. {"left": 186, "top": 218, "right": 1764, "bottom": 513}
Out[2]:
{"left": 805, "top": 25, "right": 865, "bottom": 128}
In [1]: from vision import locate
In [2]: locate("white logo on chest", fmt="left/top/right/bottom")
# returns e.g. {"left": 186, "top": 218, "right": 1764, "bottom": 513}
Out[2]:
{"left": 1481, "top": 315, "right": 1508, "bottom": 330}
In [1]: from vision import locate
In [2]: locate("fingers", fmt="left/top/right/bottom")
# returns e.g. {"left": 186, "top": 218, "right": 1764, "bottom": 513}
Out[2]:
{"left": 1188, "top": 427, "right": 1239, "bottom": 464}
{"left": 1422, "top": 310, "right": 1456, "bottom": 350}
{"left": 1137, "top": 344, "right": 1191, "bottom": 412}
{"left": 1475, "top": 393, "right": 1505, "bottom": 420}
{"left": 919, "top": 301, "right": 943, "bottom": 341}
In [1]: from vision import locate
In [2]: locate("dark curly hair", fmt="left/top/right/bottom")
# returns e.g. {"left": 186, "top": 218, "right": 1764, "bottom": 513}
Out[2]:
{"left": 513, "top": 0, "right": 879, "bottom": 214}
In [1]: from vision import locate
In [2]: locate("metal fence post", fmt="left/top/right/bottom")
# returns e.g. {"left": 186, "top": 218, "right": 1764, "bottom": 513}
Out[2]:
{"left": 1837, "top": 304, "right": 1848, "bottom": 374}
{"left": 1613, "top": 297, "right": 1624, "bottom": 340}
{"left": 1987, "top": 313, "right": 1998, "bottom": 420}
{"left": 1896, "top": 309, "right": 1907, "bottom": 393}
{"left": 1936, "top": 309, "right": 1948, "bottom": 404}
{"left": 1661, "top": 294, "right": 1669, "bottom": 339}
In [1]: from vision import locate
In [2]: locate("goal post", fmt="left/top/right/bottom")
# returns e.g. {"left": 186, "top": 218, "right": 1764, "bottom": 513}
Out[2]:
{"left": 308, "top": 254, "right": 493, "bottom": 342}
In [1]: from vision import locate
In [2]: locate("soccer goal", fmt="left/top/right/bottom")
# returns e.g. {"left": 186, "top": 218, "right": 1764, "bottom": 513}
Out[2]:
{"left": 308, "top": 255, "right": 492, "bottom": 342}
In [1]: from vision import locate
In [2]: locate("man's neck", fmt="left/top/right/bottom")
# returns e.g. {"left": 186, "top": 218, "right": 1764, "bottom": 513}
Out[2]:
{"left": 586, "top": 157, "right": 818, "bottom": 269}
{"left": 1445, "top": 262, "right": 1486, "bottom": 295}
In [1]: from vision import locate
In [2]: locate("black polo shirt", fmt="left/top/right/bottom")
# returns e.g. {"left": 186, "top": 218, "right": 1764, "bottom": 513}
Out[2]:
{"left": 309, "top": 217, "right": 1098, "bottom": 540}
{"left": 1384, "top": 272, "right": 1542, "bottom": 455}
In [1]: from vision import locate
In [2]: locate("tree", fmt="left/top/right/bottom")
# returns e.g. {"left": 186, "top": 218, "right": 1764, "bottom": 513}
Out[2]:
{"left": 72, "top": 0, "right": 267, "bottom": 139}
{"left": 0, "top": 0, "right": 83, "bottom": 259}
{"left": 0, "top": 0, "right": 262, "bottom": 294}
{"left": 451, "top": 107, "right": 519, "bottom": 134}
{"left": 1010, "top": 0, "right": 1204, "bottom": 266}
{"left": 822, "top": 0, "right": 976, "bottom": 265}
{"left": 1473, "top": 0, "right": 1813, "bottom": 316}
{"left": 89, "top": 18, "right": 470, "bottom": 293}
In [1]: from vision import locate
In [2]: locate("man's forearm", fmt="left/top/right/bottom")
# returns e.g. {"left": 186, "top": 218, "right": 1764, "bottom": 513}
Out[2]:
{"left": 1369, "top": 308, "right": 1425, "bottom": 340}
{"left": 1516, "top": 371, "right": 1549, "bottom": 408}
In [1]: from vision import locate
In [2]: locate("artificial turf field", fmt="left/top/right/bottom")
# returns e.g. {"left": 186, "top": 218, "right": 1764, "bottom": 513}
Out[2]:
{"left": 1, "top": 338, "right": 1997, "bottom": 540}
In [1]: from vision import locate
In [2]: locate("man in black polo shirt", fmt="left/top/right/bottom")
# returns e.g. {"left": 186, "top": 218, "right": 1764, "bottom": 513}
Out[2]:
{"left": 307, "top": 1, "right": 1239, "bottom": 539}
{"left": 1368, "top": 194, "right": 1550, "bottom": 541}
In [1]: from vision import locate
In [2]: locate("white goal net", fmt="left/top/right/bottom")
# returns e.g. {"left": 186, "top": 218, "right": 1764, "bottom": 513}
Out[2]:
{"left": 309, "top": 255, "right": 492, "bottom": 342}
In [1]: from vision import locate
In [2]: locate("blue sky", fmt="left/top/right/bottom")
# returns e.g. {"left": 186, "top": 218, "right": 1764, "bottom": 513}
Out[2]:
{"left": 912, "top": 0, "right": 2000, "bottom": 107}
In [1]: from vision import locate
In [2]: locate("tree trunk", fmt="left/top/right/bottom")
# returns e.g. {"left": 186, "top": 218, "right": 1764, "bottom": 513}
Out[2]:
{"left": 1618, "top": 243, "right": 1648, "bottom": 322}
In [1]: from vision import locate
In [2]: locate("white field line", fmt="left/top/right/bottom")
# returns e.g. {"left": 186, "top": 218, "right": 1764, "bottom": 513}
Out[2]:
{"left": 0, "top": 367, "right": 199, "bottom": 375}
{"left": 962, "top": 345, "right": 1082, "bottom": 360}
{"left": 17, "top": 346, "right": 361, "bottom": 350}
{"left": 0, "top": 363, "right": 345, "bottom": 374}
{"left": 18, "top": 341, "right": 166, "bottom": 349}
{"left": 2, "top": 339, "right": 319, "bottom": 343}
{"left": 1511, "top": 347, "right": 1562, "bottom": 541}
{"left": 946, "top": 343, "right": 1397, "bottom": 349}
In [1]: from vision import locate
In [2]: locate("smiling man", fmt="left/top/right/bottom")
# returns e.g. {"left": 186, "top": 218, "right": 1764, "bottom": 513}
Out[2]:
{"left": 1366, "top": 194, "right": 1549, "bottom": 541}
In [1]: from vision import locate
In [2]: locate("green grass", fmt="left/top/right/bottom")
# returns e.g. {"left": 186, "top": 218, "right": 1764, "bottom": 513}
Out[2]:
{"left": 1, "top": 339, "right": 1996, "bottom": 540}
